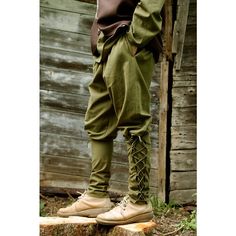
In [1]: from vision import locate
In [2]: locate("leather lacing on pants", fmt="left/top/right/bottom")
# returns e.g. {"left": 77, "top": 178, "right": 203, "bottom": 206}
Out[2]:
{"left": 127, "top": 135, "right": 149, "bottom": 202}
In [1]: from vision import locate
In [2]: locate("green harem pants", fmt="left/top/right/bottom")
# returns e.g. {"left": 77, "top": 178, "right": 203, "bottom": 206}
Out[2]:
{"left": 85, "top": 30, "right": 155, "bottom": 203}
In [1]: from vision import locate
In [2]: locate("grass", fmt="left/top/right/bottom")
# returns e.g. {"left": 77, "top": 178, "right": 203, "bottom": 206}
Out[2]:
{"left": 178, "top": 209, "right": 197, "bottom": 231}
{"left": 150, "top": 194, "right": 197, "bottom": 234}
{"left": 40, "top": 199, "right": 46, "bottom": 217}
{"left": 150, "top": 195, "right": 181, "bottom": 216}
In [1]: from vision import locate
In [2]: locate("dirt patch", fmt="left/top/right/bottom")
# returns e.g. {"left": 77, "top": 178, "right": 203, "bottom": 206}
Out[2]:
{"left": 40, "top": 193, "right": 196, "bottom": 236}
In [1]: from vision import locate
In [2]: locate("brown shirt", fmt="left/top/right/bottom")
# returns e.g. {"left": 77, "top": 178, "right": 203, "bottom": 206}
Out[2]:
{"left": 91, "top": 0, "right": 165, "bottom": 62}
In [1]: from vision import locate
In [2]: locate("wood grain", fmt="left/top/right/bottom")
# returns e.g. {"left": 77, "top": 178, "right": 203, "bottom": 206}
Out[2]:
{"left": 171, "top": 126, "right": 196, "bottom": 150}
{"left": 40, "top": 66, "right": 92, "bottom": 95}
{"left": 40, "top": 7, "right": 94, "bottom": 35}
{"left": 171, "top": 107, "right": 196, "bottom": 126}
{"left": 170, "top": 171, "right": 196, "bottom": 190}
{"left": 40, "top": 0, "right": 96, "bottom": 15}
{"left": 158, "top": 60, "right": 169, "bottom": 202}
{"left": 170, "top": 150, "right": 196, "bottom": 171}
{"left": 169, "top": 189, "right": 196, "bottom": 204}
{"left": 40, "top": 171, "right": 159, "bottom": 196}
{"left": 40, "top": 28, "right": 92, "bottom": 54}
{"left": 40, "top": 46, "right": 93, "bottom": 73}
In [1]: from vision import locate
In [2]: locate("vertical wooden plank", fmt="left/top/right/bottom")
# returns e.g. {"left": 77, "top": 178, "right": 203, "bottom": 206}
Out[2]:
{"left": 158, "top": 59, "right": 169, "bottom": 202}
{"left": 172, "top": 0, "right": 190, "bottom": 70}
{"left": 157, "top": 0, "right": 173, "bottom": 202}
{"left": 163, "top": 0, "right": 173, "bottom": 61}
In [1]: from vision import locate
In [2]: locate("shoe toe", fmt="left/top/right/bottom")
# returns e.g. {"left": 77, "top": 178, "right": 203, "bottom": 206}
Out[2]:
{"left": 57, "top": 205, "right": 74, "bottom": 216}
{"left": 97, "top": 210, "right": 122, "bottom": 221}
{"left": 57, "top": 208, "right": 67, "bottom": 216}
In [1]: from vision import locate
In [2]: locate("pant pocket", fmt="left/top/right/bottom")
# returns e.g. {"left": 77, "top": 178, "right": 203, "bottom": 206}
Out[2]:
{"left": 124, "top": 33, "right": 138, "bottom": 57}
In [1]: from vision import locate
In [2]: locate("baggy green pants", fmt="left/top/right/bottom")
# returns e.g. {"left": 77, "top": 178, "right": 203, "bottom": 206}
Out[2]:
{"left": 85, "top": 30, "right": 155, "bottom": 203}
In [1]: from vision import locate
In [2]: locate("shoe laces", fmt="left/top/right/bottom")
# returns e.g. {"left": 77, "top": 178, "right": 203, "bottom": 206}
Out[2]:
{"left": 117, "top": 195, "right": 129, "bottom": 211}
{"left": 76, "top": 190, "right": 87, "bottom": 201}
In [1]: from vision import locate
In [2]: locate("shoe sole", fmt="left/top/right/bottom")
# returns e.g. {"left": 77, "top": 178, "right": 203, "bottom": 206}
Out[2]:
{"left": 57, "top": 207, "right": 112, "bottom": 218}
{"left": 96, "top": 212, "right": 153, "bottom": 225}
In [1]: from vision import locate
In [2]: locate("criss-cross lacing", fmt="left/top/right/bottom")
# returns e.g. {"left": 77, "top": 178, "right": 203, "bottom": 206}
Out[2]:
{"left": 127, "top": 135, "right": 150, "bottom": 201}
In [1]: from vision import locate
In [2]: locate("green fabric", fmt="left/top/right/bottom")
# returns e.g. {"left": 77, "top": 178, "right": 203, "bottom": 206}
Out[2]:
{"left": 85, "top": 32, "right": 155, "bottom": 140}
{"left": 126, "top": 133, "right": 151, "bottom": 204}
{"left": 127, "top": 0, "right": 165, "bottom": 49}
{"left": 85, "top": 8, "right": 160, "bottom": 199}
{"left": 85, "top": 18, "right": 158, "bottom": 200}
{"left": 87, "top": 139, "right": 113, "bottom": 197}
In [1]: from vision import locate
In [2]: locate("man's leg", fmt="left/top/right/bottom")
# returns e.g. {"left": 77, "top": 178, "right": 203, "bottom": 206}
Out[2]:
{"left": 84, "top": 58, "right": 119, "bottom": 196}
{"left": 104, "top": 33, "right": 155, "bottom": 203}
{"left": 126, "top": 132, "right": 151, "bottom": 204}
{"left": 87, "top": 139, "right": 113, "bottom": 197}
{"left": 96, "top": 33, "right": 155, "bottom": 224}
{"left": 58, "top": 45, "right": 118, "bottom": 217}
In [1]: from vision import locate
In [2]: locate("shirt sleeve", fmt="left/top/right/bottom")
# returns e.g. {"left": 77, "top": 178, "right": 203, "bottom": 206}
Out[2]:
{"left": 127, "top": 0, "right": 165, "bottom": 49}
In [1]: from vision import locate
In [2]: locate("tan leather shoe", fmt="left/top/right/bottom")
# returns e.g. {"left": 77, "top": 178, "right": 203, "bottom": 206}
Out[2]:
{"left": 96, "top": 196, "right": 153, "bottom": 225}
{"left": 57, "top": 192, "right": 114, "bottom": 217}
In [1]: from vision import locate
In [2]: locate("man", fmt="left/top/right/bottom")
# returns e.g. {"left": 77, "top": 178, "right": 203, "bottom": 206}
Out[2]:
{"left": 57, "top": 0, "right": 165, "bottom": 225}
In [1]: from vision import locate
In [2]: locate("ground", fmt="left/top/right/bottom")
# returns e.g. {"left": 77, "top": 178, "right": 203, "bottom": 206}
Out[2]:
{"left": 40, "top": 193, "right": 196, "bottom": 236}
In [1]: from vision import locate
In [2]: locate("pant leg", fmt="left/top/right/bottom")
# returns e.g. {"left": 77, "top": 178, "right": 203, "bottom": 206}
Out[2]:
{"left": 84, "top": 35, "right": 119, "bottom": 197}
{"left": 84, "top": 61, "right": 118, "bottom": 141}
{"left": 103, "top": 33, "right": 155, "bottom": 138}
{"left": 85, "top": 29, "right": 155, "bottom": 140}
{"left": 103, "top": 33, "right": 155, "bottom": 203}
{"left": 87, "top": 139, "right": 113, "bottom": 197}
{"left": 85, "top": 32, "right": 155, "bottom": 200}
{"left": 126, "top": 132, "right": 151, "bottom": 203}
{"left": 84, "top": 32, "right": 120, "bottom": 141}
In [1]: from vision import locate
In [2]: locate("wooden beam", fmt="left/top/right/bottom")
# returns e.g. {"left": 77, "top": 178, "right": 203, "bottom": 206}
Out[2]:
{"left": 158, "top": 58, "right": 169, "bottom": 202}
{"left": 163, "top": 0, "right": 173, "bottom": 61}
{"left": 172, "top": 0, "right": 190, "bottom": 70}
{"left": 157, "top": 0, "right": 173, "bottom": 202}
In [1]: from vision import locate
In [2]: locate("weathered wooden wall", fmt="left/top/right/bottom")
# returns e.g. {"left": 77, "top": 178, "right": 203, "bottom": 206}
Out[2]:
{"left": 40, "top": 0, "right": 197, "bottom": 204}
{"left": 169, "top": 0, "right": 197, "bottom": 204}
{"left": 40, "top": 0, "right": 161, "bottom": 196}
